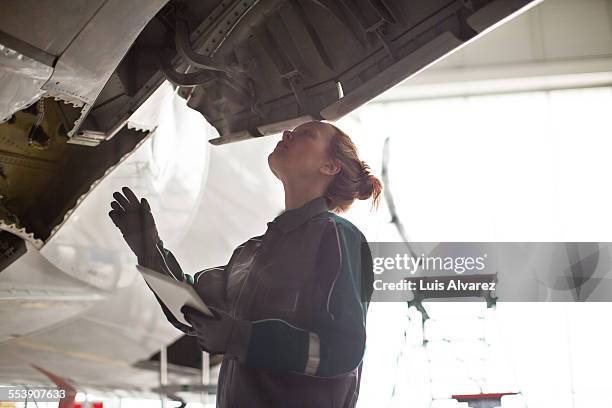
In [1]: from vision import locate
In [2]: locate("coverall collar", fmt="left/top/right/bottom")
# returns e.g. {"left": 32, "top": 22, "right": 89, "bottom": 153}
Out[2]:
{"left": 270, "top": 196, "right": 330, "bottom": 233}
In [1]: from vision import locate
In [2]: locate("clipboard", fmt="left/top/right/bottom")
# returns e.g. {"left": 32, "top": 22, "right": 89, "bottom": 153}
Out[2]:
{"left": 137, "top": 264, "right": 215, "bottom": 326}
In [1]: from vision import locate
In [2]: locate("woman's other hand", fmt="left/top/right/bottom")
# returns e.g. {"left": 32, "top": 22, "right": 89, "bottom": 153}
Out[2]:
{"left": 108, "top": 186, "right": 161, "bottom": 269}
{"left": 181, "top": 305, "right": 252, "bottom": 361}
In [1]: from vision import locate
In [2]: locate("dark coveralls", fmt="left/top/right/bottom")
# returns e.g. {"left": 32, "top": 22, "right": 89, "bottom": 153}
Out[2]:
{"left": 155, "top": 196, "right": 374, "bottom": 407}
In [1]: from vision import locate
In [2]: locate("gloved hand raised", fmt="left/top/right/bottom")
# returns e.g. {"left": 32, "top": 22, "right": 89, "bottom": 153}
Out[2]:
{"left": 108, "top": 186, "right": 161, "bottom": 269}
{"left": 181, "top": 305, "right": 252, "bottom": 361}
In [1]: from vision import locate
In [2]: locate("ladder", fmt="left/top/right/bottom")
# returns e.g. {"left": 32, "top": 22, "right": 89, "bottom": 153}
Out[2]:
{"left": 393, "top": 273, "right": 526, "bottom": 408}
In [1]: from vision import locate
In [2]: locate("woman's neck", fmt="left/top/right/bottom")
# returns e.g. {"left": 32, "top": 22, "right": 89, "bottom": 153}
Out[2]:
{"left": 282, "top": 180, "right": 326, "bottom": 211}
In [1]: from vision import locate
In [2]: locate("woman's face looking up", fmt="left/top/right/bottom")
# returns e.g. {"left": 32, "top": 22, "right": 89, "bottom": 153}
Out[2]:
{"left": 268, "top": 120, "right": 340, "bottom": 183}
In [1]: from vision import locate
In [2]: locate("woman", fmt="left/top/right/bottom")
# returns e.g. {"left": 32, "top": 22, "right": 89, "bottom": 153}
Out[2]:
{"left": 109, "top": 120, "right": 382, "bottom": 407}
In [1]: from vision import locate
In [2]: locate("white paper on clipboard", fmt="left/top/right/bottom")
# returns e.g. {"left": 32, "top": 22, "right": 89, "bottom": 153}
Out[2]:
{"left": 137, "top": 264, "right": 215, "bottom": 326}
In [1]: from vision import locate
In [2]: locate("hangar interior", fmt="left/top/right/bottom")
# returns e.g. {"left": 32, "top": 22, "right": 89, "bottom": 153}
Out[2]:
{"left": 1, "top": 0, "right": 612, "bottom": 407}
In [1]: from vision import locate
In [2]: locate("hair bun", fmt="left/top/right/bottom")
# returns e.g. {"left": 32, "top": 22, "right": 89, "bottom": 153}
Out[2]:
{"left": 323, "top": 121, "right": 383, "bottom": 212}
{"left": 357, "top": 162, "right": 374, "bottom": 200}
{"left": 357, "top": 174, "right": 374, "bottom": 200}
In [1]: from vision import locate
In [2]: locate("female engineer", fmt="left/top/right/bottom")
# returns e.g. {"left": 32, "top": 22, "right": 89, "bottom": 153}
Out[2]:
{"left": 109, "top": 120, "right": 382, "bottom": 407}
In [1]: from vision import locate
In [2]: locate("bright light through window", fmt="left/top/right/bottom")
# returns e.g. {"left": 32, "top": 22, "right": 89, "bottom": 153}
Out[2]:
{"left": 344, "top": 87, "right": 612, "bottom": 408}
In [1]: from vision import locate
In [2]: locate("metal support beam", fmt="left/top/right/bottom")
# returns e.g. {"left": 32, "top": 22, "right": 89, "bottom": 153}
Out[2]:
{"left": 159, "top": 346, "right": 168, "bottom": 386}
{"left": 288, "top": 0, "right": 334, "bottom": 71}
{"left": 174, "top": 11, "right": 247, "bottom": 77}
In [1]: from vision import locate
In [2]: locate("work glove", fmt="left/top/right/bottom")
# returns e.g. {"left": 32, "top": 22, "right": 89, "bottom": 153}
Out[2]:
{"left": 181, "top": 305, "right": 252, "bottom": 361}
{"left": 108, "top": 186, "right": 161, "bottom": 270}
{"left": 150, "top": 290, "right": 197, "bottom": 336}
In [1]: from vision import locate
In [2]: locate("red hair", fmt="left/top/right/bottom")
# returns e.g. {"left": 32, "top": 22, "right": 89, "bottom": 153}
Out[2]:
{"left": 322, "top": 122, "right": 383, "bottom": 213}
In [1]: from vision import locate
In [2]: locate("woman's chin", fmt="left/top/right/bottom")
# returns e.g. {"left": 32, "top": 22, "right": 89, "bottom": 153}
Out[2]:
{"left": 267, "top": 151, "right": 275, "bottom": 164}
{"left": 267, "top": 153, "right": 278, "bottom": 170}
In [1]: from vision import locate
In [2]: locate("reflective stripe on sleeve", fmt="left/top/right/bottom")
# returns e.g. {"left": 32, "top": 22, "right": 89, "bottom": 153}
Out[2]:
{"left": 304, "top": 332, "right": 320, "bottom": 375}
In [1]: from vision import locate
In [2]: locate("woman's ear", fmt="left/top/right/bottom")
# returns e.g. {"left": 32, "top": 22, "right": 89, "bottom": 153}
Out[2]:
{"left": 320, "top": 159, "right": 341, "bottom": 176}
